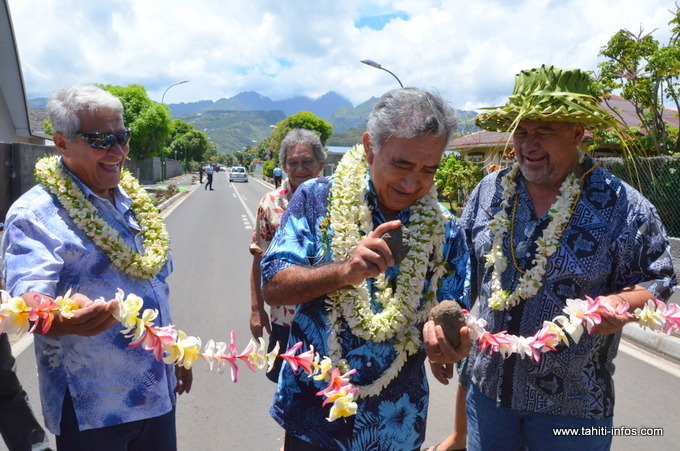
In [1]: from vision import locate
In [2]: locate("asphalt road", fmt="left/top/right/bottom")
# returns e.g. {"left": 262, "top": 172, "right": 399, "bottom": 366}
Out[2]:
{"left": 7, "top": 170, "right": 680, "bottom": 450}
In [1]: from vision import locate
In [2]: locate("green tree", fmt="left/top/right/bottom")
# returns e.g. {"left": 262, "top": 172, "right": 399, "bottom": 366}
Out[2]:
{"left": 595, "top": 7, "right": 680, "bottom": 155}
{"left": 269, "top": 112, "right": 333, "bottom": 157}
{"left": 167, "top": 119, "right": 212, "bottom": 164}
{"left": 434, "top": 154, "right": 483, "bottom": 211}
{"left": 233, "top": 148, "right": 255, "bottom": 169}
{"left": 98, "top": 84, "right": 172, "bottom": 159}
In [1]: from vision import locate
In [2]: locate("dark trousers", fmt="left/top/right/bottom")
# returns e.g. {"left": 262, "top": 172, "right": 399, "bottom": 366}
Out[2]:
{"left": 274, "top": 175, "right": 282, "bottom": 188}
{"left": 265, "top": 323, "right": 290, "bottom": 383}
{"left": 0, "top": 332, "right": 51, "bottom": 451}
{"left": 57, "top": 391, "right": 176, "bottom": 451}
{"left": 205, "top": 173, "right": 214, "bottom": 190}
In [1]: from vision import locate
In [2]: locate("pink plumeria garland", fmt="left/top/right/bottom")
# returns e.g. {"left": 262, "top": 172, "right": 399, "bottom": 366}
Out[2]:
{"left": 0, "top": 289, "right": 359, "bottom": 422}
{"left": 466, "top": 296, "right": 680, "bottom": 362}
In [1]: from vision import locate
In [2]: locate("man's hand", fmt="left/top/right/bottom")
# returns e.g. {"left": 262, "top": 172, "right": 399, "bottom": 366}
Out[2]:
{"left": 592, "top": 295, "right": 636, "bottom": 335}
{"left": 341, "top": 220, "right": 401, "bottom": 286}
{"left": 423, "top": 320, "right": 471, "bottom": 365}
{"left": 250, "top": 308, "right": 271, "bottom": 339}
{"left": 175, "top": 366, "right": 193, "bottom": 395}
{"left": 22, "top": 292, "right": 119, "bottom": 337}
{"left": 429, "top": 361, "right": 454, "bottom": 385}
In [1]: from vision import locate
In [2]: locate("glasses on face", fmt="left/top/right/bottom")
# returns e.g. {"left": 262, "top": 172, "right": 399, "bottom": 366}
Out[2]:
{"left": 285, "top": 160, "right": 317, "bottom": 170}
{"left": 74, "top": 129, "right": 131, "bottom": 149}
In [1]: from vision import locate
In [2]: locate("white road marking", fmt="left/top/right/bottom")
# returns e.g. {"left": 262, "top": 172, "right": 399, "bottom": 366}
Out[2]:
{"left": 233, "top": 185, "right": 255, "bottom": 227}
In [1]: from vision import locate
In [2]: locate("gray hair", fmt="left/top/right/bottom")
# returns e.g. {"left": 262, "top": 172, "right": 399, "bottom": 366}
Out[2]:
{"left": 46, "top": 84, "right": 124, "bottom": 139}
{"left": 279, "top": 128, "right": 326, "bottom": 165}
{"left": 366, "top": 87, "right": 458, "bottom": 154}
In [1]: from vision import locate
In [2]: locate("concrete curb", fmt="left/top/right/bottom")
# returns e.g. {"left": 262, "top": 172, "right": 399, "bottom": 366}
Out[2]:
{"left": 622, "top": 325, "right": 680, "bottom": 363}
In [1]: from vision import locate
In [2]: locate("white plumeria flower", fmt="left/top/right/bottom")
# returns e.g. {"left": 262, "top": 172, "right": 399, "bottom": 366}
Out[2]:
{"left": 634, "top": 299, "right": 667, "bottom": 332}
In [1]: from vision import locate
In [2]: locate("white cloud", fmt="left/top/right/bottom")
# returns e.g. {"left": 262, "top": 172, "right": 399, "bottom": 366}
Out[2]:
{"left": 7, "top": 0, "right": 676, "bottom": 110}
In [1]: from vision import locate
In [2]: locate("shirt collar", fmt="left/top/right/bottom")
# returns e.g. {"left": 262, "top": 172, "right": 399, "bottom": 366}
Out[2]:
{"left": 59, "top": 157, "right": 133, "bottom": 213}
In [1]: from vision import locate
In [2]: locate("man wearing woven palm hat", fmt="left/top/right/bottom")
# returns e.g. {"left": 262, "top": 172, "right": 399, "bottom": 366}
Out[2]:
{"left": 457, "top": 65, "right": 676, "bottom": 450}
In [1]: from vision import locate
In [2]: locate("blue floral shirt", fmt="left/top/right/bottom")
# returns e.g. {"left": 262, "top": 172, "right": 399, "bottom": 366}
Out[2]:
{"left": 1, "top": 166, "right": 176, "bottom": 434}
{"left": 261, "top": 175, "right": 471, "bottom": 450}
{"left": 462, "top": 156, "right": 676, "bottom": 419}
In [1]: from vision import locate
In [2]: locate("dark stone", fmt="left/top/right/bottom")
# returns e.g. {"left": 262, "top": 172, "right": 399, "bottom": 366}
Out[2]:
{"left": 428, "top": 300, "right": 466, "bottom": 348}
{"left": 382, "top": 224, "right": 411, "bottom": 265}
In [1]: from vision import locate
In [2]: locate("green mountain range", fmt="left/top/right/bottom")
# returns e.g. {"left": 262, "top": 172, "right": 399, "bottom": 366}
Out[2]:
{"left": 29, "top": 91, "right": 480, "bottom": 153}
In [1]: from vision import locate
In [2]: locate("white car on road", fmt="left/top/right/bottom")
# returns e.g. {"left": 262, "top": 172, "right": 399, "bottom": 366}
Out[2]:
{"left": 229, "top": 166, "right": 248, "bottom": 183}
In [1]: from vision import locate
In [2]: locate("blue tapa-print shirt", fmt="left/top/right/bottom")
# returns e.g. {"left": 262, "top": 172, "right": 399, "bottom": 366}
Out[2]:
{"left": 462, "top": 156, "right": 676, "bottom": 419}
{"left": 1, "top": 164, "right": 176, "bottom": 434}
{"left": 261, "top": 175, "right": 471, "bottom": 451}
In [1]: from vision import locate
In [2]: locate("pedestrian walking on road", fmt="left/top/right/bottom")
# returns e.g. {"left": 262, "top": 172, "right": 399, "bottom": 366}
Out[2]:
{"left": 250, "top": 129, "right": 325, "bottom": 384}
{"left": 1, "top": 84, "right": 192, "bottom": 450}
{"left": 199, "top": 164, "right": 205, "bottom": 183}
{"left": 205, "top": 164, "right": 215, "bottom": 190}
{"left": 272, "top": 164, "right": 282, "bottom": 188}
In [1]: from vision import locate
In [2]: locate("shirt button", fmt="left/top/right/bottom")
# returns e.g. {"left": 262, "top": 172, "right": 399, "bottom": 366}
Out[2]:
{"left": 366, "top": 361, "right": 372, "bottom": 367}
{"left": 525, "top": 252, "right": 531, "bottom": 257}
{"left": 506, "top": 315, "right": 512, "bottom": 321}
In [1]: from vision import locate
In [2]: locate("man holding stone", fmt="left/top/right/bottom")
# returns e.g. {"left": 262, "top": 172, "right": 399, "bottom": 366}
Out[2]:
{"left": 261, "top": 87, "right": 472, "bottom": 450}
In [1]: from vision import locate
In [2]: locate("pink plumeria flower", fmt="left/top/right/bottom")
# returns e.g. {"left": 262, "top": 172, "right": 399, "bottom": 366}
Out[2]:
{"left": 293, "top": 345, "right": 316, "bottom": 375}
{"left": 512, "top": 335, "right": 543, "bottom": 362}
{"left": 555, "top": 297, "right": 602, "bottom": 343}
{"left": 660, "top": 302, "right": 680, "bottom": 334}
{"left": 477, "top": 331, "right": 515, "bottom": 358}
{"left": 316, "top": 367, "right": 358, "bottom": 398}
{"left": 279, "top": 342, "right": 304, "bottom": 373}
{"left": 534, "top": 321, "right": 569, "bottom": 350}
{"left": 28, "top": 294, "right": 56, "bottom": 334}
{"left": 224, "top": 331, "right": 242, "bottom": 382}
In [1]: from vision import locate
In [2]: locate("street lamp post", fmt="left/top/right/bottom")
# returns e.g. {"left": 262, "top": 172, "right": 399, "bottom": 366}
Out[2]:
{"left": 160, "top": 80, "right": 189, "bottom": 180}
{"left": 360, "top": 59, "right": 404, "bottom": 88}
{"left": 161, "top": 79, "right": 189, "bottom": 104}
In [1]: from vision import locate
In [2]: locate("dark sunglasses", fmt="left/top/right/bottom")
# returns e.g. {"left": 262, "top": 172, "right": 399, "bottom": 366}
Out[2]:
{"left": 74, "top": 129, "right": 131, "bottom": 149}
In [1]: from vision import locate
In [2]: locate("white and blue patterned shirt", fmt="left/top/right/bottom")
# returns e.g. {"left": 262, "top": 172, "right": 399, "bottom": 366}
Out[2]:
{"left": 462, "top": 156, "right": 676, "bottom": 419}
{"left": 1, "top": 163, "right": 176, "bottom": 434}
{"left": 261, "top": 174, "right": 471, "bottom": 450}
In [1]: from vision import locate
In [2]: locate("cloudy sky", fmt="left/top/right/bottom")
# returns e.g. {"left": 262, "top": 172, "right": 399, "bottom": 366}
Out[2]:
{"left": 7, "top": 0, "right": 676, "bottom": 110}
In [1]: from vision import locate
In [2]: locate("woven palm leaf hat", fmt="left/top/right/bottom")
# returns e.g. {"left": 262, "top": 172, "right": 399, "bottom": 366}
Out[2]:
{"left": 475, "top": 65, "right": 621, "bottom": 132}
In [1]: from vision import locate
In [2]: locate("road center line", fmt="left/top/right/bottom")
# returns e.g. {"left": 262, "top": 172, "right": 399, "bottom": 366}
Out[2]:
{"left": 232, "top": 184, "right": 255, "bottom": 226}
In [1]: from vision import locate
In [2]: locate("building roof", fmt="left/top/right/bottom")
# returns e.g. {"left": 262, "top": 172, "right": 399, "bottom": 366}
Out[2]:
{"left": 1, "top": 0, "right": 33, "bottom": 139}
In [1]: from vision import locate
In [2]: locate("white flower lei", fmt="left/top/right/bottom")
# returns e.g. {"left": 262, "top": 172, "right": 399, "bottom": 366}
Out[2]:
{"left": 34, "top": 155, "right": 170, "bottom": 279}
{"left": 326, "top": 145, "right": 449, "bottom": 397}
{"left": 485, "top": 162, "right": 585, "bottom": 310}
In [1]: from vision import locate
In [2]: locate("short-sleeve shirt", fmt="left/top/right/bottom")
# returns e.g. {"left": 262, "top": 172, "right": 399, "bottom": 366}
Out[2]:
{"left": 261, "top": 174, "right": 471, "bottom": 450}
{"left": 461, "top": 156, "right": 676, "bottom": 419}
{"left": 250, "top": 179, "right": 296, "bottom": 326}
{"left": 1, "top": 163, "right": 176, "bottom": 434}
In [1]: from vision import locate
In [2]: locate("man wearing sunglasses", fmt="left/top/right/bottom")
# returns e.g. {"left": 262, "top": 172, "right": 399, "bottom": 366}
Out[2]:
{"left": 1, "top": 84, "right": 191, "bottom": 450}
